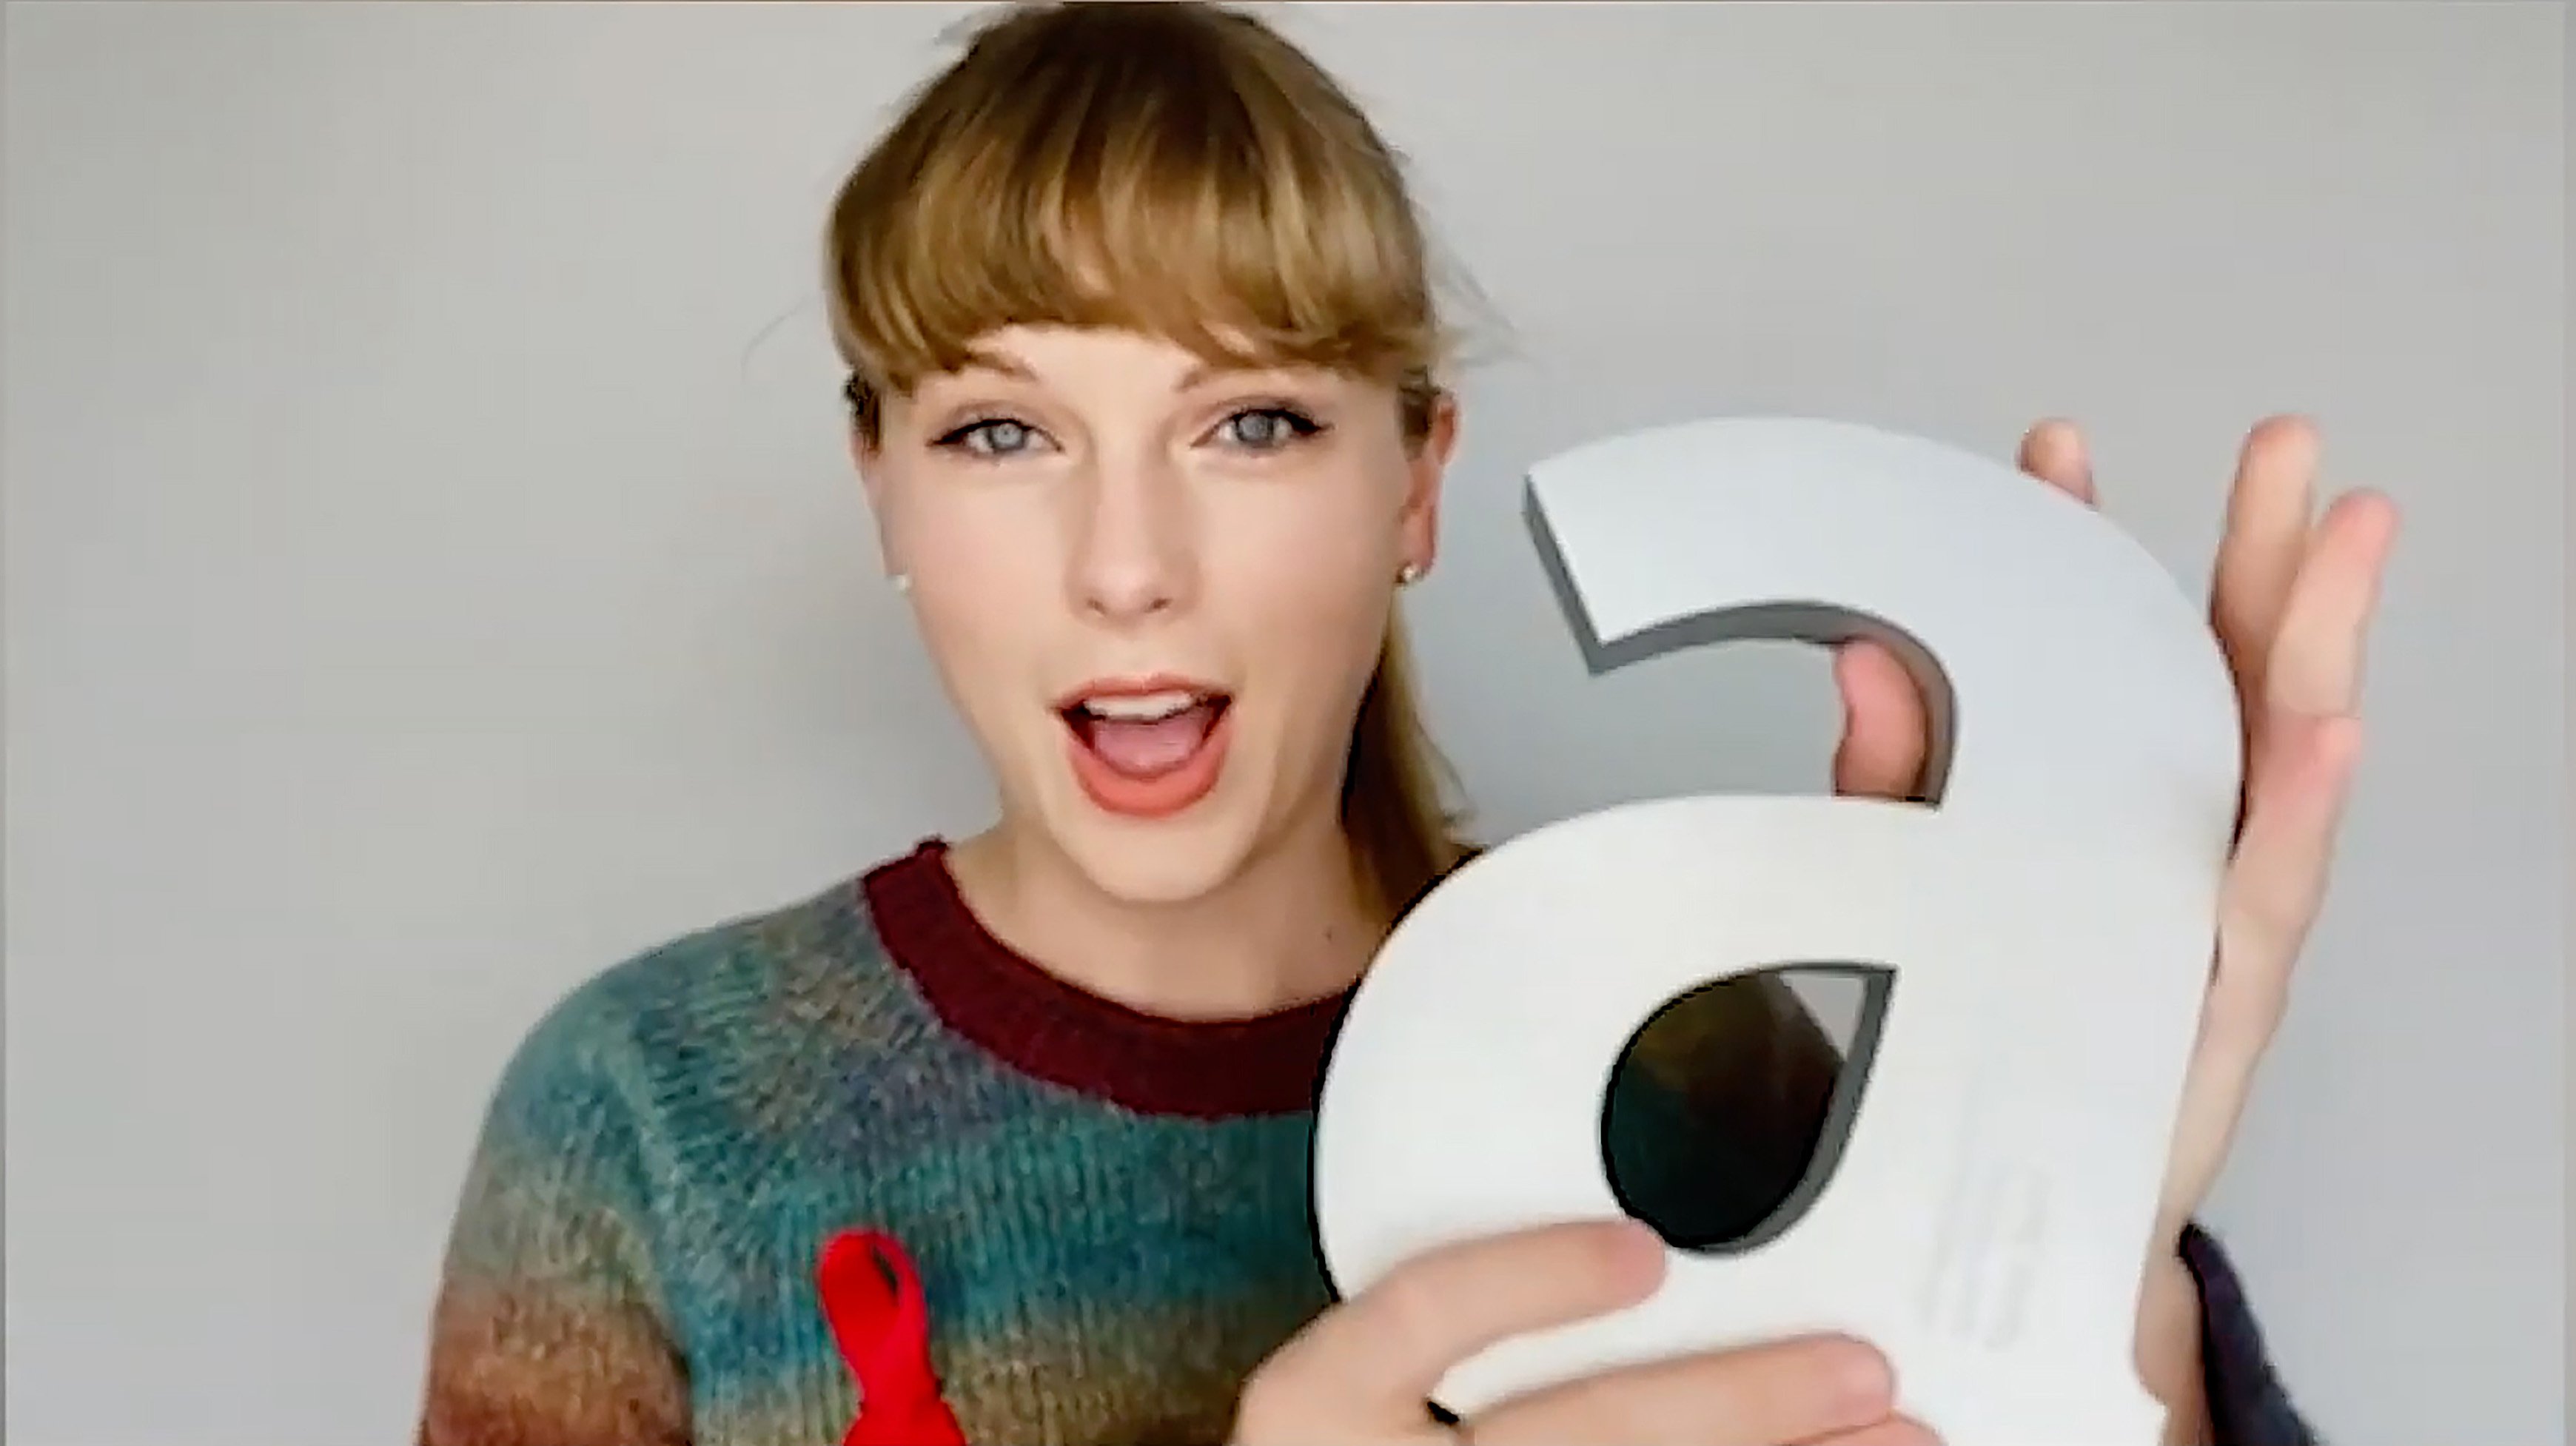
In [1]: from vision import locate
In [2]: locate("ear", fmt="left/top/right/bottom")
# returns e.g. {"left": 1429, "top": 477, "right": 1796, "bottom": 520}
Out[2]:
{"left": 851, "top": 427, "right": 885, "bottom": 505}
{"left": 850, "top": 428, "right": 902, "bottom": 579}
{"left": 1399, "top": 390, "right": 1459, "bottom": 574}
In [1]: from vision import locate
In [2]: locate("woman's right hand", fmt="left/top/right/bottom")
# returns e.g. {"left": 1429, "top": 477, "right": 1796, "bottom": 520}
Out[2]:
{"left": 1232, "top": 1219, "right": 1936, "bottom": 1446}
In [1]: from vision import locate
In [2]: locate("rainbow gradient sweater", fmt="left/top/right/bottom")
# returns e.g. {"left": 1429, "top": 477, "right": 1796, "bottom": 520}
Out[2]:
{"left": 417, "top": 841, "right": 2315, "bottom": 1445}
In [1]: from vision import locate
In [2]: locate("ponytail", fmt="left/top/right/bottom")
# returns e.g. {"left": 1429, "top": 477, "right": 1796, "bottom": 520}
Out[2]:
{"left": 1341, "top": 619, "right": 1473, "bottom": 920}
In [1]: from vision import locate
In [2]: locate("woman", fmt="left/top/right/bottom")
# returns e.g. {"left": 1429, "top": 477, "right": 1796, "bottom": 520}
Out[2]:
{"left": 415, "top": 4, "right": 2395, "bottom": 1444}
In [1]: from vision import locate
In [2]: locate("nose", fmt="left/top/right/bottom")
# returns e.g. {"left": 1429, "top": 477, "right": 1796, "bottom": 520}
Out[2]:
{"left": 1066, "top": 451, "right": 1195, "bottom": 625}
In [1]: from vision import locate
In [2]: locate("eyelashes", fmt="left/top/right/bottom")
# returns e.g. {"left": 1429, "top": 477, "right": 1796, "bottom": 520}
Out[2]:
{"left": 1212, "top": 404, "right": 1326, "bottom": 450}
{"left": 931, "top": 415, "right": 1040, "bottom": 459}
{"left": 928, "top": 404, "right": 1331, "bottom": 462}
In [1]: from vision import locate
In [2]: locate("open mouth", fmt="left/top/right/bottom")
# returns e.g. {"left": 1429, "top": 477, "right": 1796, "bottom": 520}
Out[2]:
{"left": 1058, "top": 684, "right": 1234, "bottom": 818}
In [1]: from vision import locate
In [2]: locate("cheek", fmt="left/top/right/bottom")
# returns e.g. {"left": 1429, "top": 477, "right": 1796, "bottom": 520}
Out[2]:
{"left": 900, "top": 507, "right": 1057, "bottom": 698}
{"left": 1234, "top": 537, "right": 1389, "bottom": 637}
{"left": 1210, "top": 488, "right": 1401, "bottom": 701}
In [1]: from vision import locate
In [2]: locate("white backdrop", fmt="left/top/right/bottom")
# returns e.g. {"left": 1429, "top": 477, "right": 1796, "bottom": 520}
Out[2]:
{"left": 5, "top": 4, "right": 2563, "bottom": 1444}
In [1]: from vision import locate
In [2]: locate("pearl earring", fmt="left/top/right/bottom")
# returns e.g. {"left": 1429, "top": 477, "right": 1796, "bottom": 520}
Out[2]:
{"left": 1397, "top": 562, "right": 1424, "bottom": 586}
{"left": 889, "top": 572, "right": 912, "bottom": 594}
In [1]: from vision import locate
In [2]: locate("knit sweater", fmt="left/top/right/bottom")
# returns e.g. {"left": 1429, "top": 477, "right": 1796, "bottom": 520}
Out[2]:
{"left": 416, "top": 839, "right": 2316, "bottom": 1445}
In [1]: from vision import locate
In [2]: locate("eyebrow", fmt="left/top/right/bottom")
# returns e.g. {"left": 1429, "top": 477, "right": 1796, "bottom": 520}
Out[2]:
{"left": 1173, "top": 361, "right": 1238, "bottom": 393}
{"left": 944, "top": 352, "right": 1301, "bottom": 394}
{"left": 1175, "top": 360, "right": 1314, "bottom": 394}
{"left": 956, "top": 348, "right": 1037, "bottom": 382}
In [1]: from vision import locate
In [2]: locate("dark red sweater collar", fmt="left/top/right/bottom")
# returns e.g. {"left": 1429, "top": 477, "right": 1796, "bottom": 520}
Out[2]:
{"left": 860, "top": 840, "right": 1353, "bottom": 1119}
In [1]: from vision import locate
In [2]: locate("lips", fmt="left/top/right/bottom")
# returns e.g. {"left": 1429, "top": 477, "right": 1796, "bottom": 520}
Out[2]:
{"left": 1058, "top": 679, "right": 1234, "bottom": 818}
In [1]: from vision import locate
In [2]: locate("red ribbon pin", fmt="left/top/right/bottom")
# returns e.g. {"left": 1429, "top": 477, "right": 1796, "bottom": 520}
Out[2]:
{"left": 817, "top": 1228, "right": 968, "bottom": 1446}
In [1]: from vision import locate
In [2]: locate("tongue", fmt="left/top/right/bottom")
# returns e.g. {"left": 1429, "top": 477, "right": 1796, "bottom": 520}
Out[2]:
{"left": 1084, "top": 703, "right": 1217, "bottom": 779}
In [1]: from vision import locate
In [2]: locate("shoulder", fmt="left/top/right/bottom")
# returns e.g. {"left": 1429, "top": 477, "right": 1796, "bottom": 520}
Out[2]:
{"left": 476, "top": 856, "right": 925, "bottom": 1166}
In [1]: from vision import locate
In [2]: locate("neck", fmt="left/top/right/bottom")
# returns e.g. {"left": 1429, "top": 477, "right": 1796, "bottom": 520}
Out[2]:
{"left": 947, "top": 808, "right": 1384, "bottom": 1022}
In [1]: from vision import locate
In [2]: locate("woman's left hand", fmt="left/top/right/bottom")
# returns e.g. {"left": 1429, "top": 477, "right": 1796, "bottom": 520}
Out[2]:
{"left": 1827, "top": 413, "right": 2398, "bottom": 1251}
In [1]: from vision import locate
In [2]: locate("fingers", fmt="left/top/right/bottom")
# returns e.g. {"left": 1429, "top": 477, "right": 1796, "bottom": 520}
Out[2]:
{"left": 2261, "top": 489, "right": 2398, "bottom": 718}
{"left": 2210, "top": 417, "right": 2321, "bottom": 711}
{"left": 2212, "top": 486, "right": 2395, "bottom": 1011}
{"left": 1830, "top": 643, "right": 1929, "bottom": 801}
{"left": 1467, "top": 1334, "right": 1902, "bottom": 1446}
{"left": 2212, "top": 712, "right": 2366, "bottom": 1042}
{"left": 2016, "top": 418, "right": 2097, "bottom": 505}
{"left": 1801, "top": 1416, "right": 1945, "bottom": 1446}
{"left": 1241, "top": 1220, "right": 1665, "bottom": 1428}
{"left": 1833, "top": 417, "right": 2095, "bottom": 806}
{"left": 1238, "top": 1227, "right": 1928, "bottom": 1446}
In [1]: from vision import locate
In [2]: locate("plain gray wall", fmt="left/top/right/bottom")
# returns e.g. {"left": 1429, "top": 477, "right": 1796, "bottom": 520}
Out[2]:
{"left": 4, "top": 4, "right": 2563, "bottom": 1443}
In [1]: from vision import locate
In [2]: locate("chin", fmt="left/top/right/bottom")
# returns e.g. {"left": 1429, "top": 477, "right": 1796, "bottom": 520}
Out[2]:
{"left": 1047, "top": 811, "right": 1266, "bottom": 907}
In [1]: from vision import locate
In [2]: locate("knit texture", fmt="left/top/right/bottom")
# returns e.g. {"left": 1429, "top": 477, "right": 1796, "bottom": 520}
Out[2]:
{"left": 417, "top": 839, "right": 2317, "bottom": 1445}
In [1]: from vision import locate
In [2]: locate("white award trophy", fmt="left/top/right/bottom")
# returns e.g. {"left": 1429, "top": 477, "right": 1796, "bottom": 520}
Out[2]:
{"left": 1312, "top": 417, "right": 2241, "bottom": 1446}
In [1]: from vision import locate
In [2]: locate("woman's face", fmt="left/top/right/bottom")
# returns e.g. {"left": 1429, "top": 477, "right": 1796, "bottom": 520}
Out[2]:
{"left": 859, "top": 326, "right": 1452, "bottom": 904}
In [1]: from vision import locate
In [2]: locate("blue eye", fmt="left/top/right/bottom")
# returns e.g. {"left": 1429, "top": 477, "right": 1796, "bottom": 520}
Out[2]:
{"left": 936, "top": 417, "right": 1041, "bottom": 457}
{"left": 1218, "top": 406, "right": 1324, "bottom": 451}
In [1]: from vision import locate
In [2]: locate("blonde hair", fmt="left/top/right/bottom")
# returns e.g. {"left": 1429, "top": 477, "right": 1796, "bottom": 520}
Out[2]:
{"left": 824, "top": 0, "right": 1470, "bottom": 916}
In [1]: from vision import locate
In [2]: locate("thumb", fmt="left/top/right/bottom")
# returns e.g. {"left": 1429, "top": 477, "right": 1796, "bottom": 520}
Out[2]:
{"left": 1237, "top": 1220, "right": 1664, "bottom": 1436}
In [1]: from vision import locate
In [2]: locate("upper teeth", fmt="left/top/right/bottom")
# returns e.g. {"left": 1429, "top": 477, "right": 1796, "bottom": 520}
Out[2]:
{"left": 1087, "top": 690, "right": 1198, "bottom": 721}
